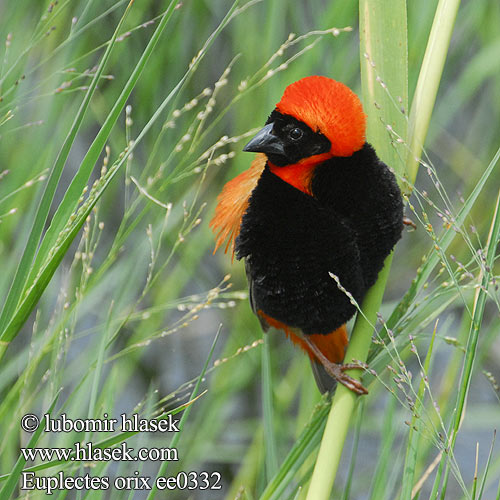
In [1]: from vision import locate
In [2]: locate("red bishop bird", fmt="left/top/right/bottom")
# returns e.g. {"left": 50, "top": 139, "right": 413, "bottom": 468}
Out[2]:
{"left": 210, "top": 76, "right": 403, "bottom": 394}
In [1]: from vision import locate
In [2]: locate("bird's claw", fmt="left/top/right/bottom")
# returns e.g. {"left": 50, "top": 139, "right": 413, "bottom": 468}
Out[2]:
{"left": 403, "top": 216, "right": 417, "bottom": 230}
{"left": 324, "top": 361, "right": 368, "bottom": 395}
{"left": 301, "top": 335, "right": 369, "bottom": 395}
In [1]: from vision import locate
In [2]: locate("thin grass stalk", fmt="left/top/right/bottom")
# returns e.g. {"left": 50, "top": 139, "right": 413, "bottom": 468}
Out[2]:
{"left": 0, "top": 0, "right": 135, "bottom": 341}
{"left": 25, "top": 0, "right": 180, "bottom": 288}
{"left": 472, "top": 443, "right": 479, "bottom": 500}
{"left": 400, "top": 322, "right": 438, "bottom": 499}
{"left": 368, "top": 382, "right": 397, "bottom": 499}
{"left": 0, "top": 0, "right": 237, "bottom": 358}
{"left": 0, "top": 390, "right": 61, "bottom": 498}
{"left": 437, "top": 191, "right": 500, "bottom": 498}
{"left": 477, "top": 432, "right": 497, "bottom": 500}
{"left": 146, "top": 327, "right": 221, "bottom": 499}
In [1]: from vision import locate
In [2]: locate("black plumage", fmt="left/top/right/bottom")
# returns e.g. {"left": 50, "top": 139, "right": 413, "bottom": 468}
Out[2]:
{"left": 212, "top": 77, "right": 405, "bottom": 394}
{"left": 236, "top": 117, "right": 403, "bottom": 336}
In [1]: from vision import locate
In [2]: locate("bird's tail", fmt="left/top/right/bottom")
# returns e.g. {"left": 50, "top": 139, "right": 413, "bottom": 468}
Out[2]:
{"left": 310, "top": 359, "right": 337, "bottom": 394}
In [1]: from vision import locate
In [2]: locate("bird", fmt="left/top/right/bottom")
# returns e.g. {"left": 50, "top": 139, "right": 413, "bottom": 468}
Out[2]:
{"left": 210, "top": 75, "right": 404, "bottom": 394}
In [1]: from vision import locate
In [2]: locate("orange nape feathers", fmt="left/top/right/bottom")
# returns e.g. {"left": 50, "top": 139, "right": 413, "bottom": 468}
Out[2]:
{"left": 258, "top": 310, "right": 348, "bottom": 364}
{"left": 210, "top": 153, "right": 267, "bottom": 258}
{"left": 276, "top": 75, "right": 366, "bottom": 157}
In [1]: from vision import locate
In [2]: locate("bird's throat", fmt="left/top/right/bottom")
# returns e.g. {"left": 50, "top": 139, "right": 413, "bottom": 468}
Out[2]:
{"left": 268, "top": 152, "right": 332, "bottom": 196}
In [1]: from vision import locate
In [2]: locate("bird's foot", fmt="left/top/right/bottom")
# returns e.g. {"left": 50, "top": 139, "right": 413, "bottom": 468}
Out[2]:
{"left": 302, "top": 335, "right": 369, "bottom": 395}
{"left": 403, "top": 216, "right": 417, "bottom": 230}
{"left": 323, "top": 361, "right": 368, "bottom": 395}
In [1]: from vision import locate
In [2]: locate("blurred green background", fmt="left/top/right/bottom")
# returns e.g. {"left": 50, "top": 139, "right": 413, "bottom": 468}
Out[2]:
{"left": 0, "top": 0, "right": 499, "bottom": 499}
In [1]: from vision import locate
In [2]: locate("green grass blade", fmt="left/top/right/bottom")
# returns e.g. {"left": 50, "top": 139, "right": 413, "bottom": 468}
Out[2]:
{"left": 146, "top": 326, "right": 221, "bottom": 499}
{"left": 0, "top": 389, "right": 61, "bottom": 498}
{"left": 0, "top": 395, "right": 201, "bottom": 482}
{"left": 0, "top": 0, "right": 134, "bottom": 335}
{"left": 387, "top": 144, "right": 500, "bottom": 332}
{"left": 26, "top": 0, "right": 179, "bottom": 292}
{"left": 477, "top": 431, "right": 497, "bottom": 500}
{"left": 341, "top": 399, "right": 364, "bottom": 500}
{"left": 400, "top": 322, "right": 438, "bottom": 499}
{"left": 0, "top": 0, "right": 237, "bottom": 357}
{"left": 438, "top": 190, "right": 500, "bottom": 497}
{"left": 262, "top": 333, "right": 279, "bottom": 480}
{"left": 406, "top": 0, "right": 461, "bottom": 184}
{"left": 260, "top": 398, "right": 331, "bottom": 500}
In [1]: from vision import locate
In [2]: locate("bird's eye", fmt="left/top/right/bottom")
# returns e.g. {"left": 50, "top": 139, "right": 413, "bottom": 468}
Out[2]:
{"left": 288, "top": 128, "right": 304, "bottom": 141}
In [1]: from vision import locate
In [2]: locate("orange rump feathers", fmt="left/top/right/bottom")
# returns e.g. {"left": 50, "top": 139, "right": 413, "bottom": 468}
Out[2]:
{"left": 258, "top": 310, "right": 348, "bottom": 364}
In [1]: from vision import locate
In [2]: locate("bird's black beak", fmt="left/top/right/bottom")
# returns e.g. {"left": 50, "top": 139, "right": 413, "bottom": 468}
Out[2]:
{"left": 243, "top": 123, "right": 285, "bottom": 156}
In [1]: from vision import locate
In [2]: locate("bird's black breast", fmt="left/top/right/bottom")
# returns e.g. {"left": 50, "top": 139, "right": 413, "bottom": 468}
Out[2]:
{"left": 236, "top": 144, "right": 404, "bottom": 336}
{"left": 235, "top": 166, "right": 366, "bottom": 335}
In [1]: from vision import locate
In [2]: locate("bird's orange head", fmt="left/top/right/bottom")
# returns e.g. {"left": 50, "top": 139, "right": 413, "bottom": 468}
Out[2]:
{"left": 242, "top": 76, "right": 367, "bottom": 194}
{"left": 211, "top": 76, "right": 367, "bottom": 255}
{"left": 276, "top": 75, "right": 366, "bottom": 157}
